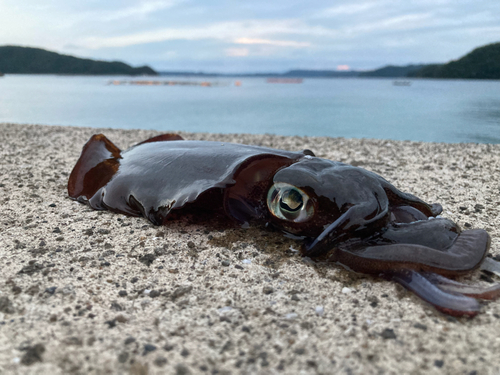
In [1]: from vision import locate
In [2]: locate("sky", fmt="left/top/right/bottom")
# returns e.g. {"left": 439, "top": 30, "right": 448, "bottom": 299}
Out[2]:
{"left": 0, "top": 0, "right": 499, "bottom": 73}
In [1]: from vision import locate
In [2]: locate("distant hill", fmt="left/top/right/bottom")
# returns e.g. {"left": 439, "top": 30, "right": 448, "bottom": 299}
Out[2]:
{"left": 359, "top": 64, "right": 427, "bottom": 78}
{"left": 0, "top": 46, "right": 157, "bottom": 75}
{"left": 409, "top": 42, "right": 500, "bottom": 79}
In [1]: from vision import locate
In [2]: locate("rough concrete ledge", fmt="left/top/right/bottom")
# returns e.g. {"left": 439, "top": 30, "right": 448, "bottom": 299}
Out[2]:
{"left": 1, "top": 122, "right": 499, "bottom": 374}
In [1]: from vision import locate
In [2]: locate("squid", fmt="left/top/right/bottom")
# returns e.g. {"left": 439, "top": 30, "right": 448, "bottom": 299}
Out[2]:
{"left": 68, "top": 134, "right": 500, "bottom": 317}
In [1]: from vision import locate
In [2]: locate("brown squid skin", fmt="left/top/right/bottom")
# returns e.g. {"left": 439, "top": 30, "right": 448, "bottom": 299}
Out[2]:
{"left": 68, "top": 133, "right": 500, "bottom": 318}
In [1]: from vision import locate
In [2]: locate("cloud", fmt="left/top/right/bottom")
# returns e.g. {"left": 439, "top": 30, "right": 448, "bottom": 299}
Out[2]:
{"left": 225, "top": 48, "right": 249, "bottom": 57}
{"left": 76, "top": 19, "right": 326, "bottom": 49}
{"left": 76, "top": 11, "right": 438, "bottom": 52}
{"left": 318, "top": 2, "right": 380, "bottom": 17}
{"left": 344, "top": 13, "right": 434, "bottom": 35}
{"left": 99, "top": 1, "right": 180, "bottom": 21}
{"left": 234, "top": 38, "right": 310, "bottom": 48}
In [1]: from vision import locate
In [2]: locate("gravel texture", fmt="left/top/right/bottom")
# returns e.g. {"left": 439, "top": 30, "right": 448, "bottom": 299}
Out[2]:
{"left": 1, "top": 122, "right": 500, "bottom": 374}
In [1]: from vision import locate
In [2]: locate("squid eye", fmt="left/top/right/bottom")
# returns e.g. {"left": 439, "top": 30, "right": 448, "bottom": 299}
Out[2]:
{"left": 267, "top": 182, "right": 314, "bottom": 222}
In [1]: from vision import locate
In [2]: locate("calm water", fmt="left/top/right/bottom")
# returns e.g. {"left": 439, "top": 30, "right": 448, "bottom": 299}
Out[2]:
{"left": 1, "top": 75, "right": 499, "bottom": 143}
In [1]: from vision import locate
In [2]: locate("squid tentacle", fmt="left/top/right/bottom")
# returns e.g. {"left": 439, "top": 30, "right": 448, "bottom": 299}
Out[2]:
{"left": 421, "top": 271, "right": 500, "bottom": 300}
{"left": 480, "top": 257, "right": 500, "bottom": 278}
{"left": 388, "top": 270, "right": 483, "bottom": 318}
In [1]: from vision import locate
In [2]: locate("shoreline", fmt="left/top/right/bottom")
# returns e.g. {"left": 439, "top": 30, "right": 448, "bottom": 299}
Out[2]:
{"left": 1, "top": 122, "right": 499, "bottom": 374}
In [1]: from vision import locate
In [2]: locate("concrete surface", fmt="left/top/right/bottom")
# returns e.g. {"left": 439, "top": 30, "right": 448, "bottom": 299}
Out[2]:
{"left": 0, "top": 122, "right": 499, "bottom": 375}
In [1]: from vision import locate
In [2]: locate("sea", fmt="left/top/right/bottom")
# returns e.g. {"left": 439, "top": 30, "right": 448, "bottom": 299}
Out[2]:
{"left": 0, "top": 74, "right": 499, "bottom": 143}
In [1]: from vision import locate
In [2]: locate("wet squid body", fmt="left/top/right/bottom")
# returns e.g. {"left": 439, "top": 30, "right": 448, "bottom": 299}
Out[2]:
{"left": 68, "top": 134, "right": 500, "bottom": 317}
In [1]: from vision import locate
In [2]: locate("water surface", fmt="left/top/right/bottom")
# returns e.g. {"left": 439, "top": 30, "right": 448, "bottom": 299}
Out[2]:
{"left": 0, "top": 75, "right": 499, "bottom": 143}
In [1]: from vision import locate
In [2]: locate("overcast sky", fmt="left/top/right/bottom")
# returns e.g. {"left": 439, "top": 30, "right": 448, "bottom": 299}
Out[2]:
{"left": 1, "top": 0, "right": 499, "bottom": 72}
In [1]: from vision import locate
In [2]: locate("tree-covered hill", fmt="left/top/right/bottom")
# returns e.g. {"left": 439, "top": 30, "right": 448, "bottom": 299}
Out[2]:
{"left": 0, "top": 46, "right": 157, "bottom": 75}
{"left": 409, "top": 42, "right": 500, "bottom": 79}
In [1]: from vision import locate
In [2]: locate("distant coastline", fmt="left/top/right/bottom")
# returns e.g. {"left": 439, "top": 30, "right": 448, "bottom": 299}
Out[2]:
{"left": 0, "top": 41, "right": 499, "bottom": 79}
{"left": 158, "top": 42, "right": 500, "bottom": 80}
{"left": 156, "top": 66, "right": 421, "bottom": 79}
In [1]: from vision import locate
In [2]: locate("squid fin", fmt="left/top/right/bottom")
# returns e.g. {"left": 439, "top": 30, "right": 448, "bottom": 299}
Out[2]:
{"left": 67, "top": 134, "right": 121, "bottom": 203}
{"left": 136, "top": 133, "right": 184, "bottom": 145}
